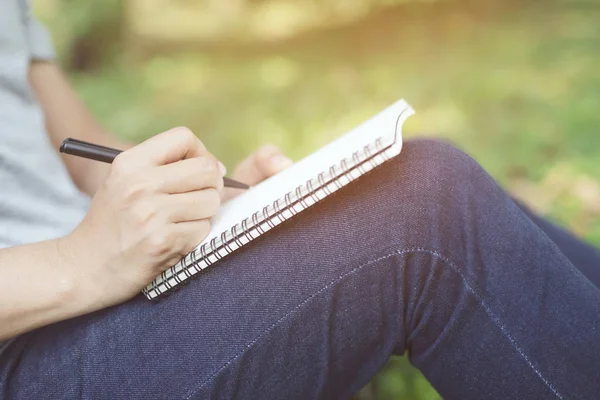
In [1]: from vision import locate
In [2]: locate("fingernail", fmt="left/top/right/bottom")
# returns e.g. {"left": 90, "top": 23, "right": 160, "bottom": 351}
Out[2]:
{"left": 218, "top": 161, "right": 227, "bottom": 176}
{"left": 270, "top": 154, "right": 293, "bottom": 170}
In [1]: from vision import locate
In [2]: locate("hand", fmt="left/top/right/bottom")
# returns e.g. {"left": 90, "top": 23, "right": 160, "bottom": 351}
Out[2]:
{"left": 61, "top": 127, "right": 225, "bottom": 308}
{"left": 223, "top": 144, "right": 293, "bottom": 201}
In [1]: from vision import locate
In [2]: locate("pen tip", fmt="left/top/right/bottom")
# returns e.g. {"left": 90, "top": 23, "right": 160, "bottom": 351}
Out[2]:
{"left": 223, "top": 177, "right": 250, "bottom": 190}
{"left": 233, "top": 182, "right": 251, "bottom": 190}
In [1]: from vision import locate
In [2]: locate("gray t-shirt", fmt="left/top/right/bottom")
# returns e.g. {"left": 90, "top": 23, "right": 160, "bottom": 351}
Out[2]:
{"left": 0, "top": 0, "right": 90, "bottom": 352}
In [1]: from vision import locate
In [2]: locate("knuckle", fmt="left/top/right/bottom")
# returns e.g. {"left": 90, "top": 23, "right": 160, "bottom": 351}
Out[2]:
{"left": 179, "top": 221, "right": 211, "bottom": 257}
{"left": 123, "top": 181, "right": 150, "bottom": 203}
{"left": 172, "top": 126, "right": 195, "bottom": 141}
{"left": 178, "top": 221, "right": 209, "bottom": 256}
{"left": 111, "top": 153, "right": 128, "bottom": 171}
{"left": 195, "top": 156, "right": 218, "bottom": 174}
{"left": 131, "top": 201, "right": 158, "bottom": 225}
{"left": 162, "top": 256, "right": 183, "bottom": 271}
{"left": 177, "top": 239, "right": 194, "bottom": 258}
{"left": 147, "top": 230, "right": 173, "bottom": 258}
{"left": 170, "top": 238, "right": 186, "bottom": 259}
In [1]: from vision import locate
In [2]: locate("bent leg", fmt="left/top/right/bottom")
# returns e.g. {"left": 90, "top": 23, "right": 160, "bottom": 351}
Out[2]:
{"left": 514, "top": 200, "right": 600, "bottom": 288}
{"left": 1, "top": 140, "right": 599, "bottom": 400}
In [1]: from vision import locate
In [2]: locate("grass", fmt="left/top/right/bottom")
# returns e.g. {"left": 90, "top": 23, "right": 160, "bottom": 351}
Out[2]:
{"left": 45, "top": 1, "right": 600, "bottom": 398}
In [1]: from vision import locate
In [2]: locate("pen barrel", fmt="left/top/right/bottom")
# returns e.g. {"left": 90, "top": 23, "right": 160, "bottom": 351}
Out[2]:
{"left": 59, "top": 137, "right": 249, "bottom": 189}
{"left": 60, "top": 140, "right": 122, "bottom": 163}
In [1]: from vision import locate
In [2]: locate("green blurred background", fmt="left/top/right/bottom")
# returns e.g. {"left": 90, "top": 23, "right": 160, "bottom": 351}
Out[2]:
{"left": 35, "top": 0, "right": 599, "bottom": 398}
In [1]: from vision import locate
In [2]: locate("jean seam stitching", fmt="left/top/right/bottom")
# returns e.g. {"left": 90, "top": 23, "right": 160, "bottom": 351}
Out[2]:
{"left": 417, "top": 249, "right": 565, "bottom": 400}
{"left": 183, "top": 248, "right": 413, "bottom": 399}
{"left": 184, "top": 247, "right": 564, "bottom": 400}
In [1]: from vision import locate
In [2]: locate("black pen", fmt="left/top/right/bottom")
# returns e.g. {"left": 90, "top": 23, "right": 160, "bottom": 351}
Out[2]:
{"left": 59, "top": 137, "right": 250, "bottom": 190}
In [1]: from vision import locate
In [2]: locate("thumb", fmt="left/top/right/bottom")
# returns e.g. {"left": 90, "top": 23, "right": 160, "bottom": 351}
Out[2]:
{"left": 253, "top": 144, "right": 293, "bottom": 177}
{"left": 232, "top": 145, "right": 292, "bottom": 185}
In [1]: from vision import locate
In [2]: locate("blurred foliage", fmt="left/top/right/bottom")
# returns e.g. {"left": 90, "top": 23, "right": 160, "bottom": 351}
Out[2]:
{"left": 34, "top": 0, "right": 124, "bottom": 70}
{"left": 35, "top": 0, "right": 600, "bottom": 398}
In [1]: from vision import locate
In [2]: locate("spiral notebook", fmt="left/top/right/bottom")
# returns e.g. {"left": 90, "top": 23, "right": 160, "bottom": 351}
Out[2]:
{"left": 143, "top": 99, "right": 415, "bottom": 300}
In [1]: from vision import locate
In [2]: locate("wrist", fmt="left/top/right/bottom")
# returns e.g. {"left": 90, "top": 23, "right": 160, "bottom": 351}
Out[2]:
{"left": 0, "top": 236, "right": 102, "bottom": 339}
{"left": 53, "top": 234, "right": 104, "bottom": 317}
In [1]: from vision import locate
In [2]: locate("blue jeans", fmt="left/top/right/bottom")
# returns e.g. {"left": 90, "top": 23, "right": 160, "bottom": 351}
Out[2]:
{"left": 1, "top": 140, "right": 599, "bottom": 399}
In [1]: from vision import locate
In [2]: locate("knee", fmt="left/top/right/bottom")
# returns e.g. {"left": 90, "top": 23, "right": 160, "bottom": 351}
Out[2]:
{"left": 402, "top": 138, "right": 463, "bottom": 160}
{"left": 400, "top": 139, "right": 484, "bottom": 185}
{"left": 383, "top": 139, "right": 498, "bottom": 210}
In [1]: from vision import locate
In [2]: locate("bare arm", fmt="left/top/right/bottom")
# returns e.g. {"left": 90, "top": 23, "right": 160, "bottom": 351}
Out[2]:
{"left": 0, "top": 129, "right": 224, "bottom": 340}
{"left": 0, "top": 238, "right": 92, "bottom": 340}
{"left": 28, "top": 62, "right": 131, "bottom": 196}
{"left": 0, "top": 130, "right": 295, "bottom": 339}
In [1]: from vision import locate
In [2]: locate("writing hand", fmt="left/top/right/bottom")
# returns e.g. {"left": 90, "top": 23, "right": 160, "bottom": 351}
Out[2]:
{"left": 62, "top": 127, "right": 225, "bottom": 307}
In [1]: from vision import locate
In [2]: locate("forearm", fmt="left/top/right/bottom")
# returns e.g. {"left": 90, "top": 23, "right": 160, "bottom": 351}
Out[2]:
{"left": 28, "top": 62, "right": 132, "bottom": 196}
{"left": 0, "top": 238, "right": 94, "bottom": 340}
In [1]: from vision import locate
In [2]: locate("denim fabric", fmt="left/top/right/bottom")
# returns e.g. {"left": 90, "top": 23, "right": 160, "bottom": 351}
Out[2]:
{"left": 1, "top": 140, "right": 599, "bottom": 399}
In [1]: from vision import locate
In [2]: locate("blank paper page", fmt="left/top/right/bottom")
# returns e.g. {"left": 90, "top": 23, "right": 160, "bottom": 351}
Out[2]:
{"left": 202, "top": 99, "right": 412, "bottom": 247}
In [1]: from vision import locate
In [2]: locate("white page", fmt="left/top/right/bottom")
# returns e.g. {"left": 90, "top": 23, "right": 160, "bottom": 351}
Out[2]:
{"left": 204, "top": 99, "right": 413, "bottom": 246}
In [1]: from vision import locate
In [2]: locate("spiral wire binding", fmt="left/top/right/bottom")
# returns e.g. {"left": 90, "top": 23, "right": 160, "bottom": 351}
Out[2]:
{"left": 144, "top": 111, "right": 408, "bottom": 300}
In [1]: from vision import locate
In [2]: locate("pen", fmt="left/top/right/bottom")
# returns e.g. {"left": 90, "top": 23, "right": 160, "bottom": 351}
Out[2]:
{"left": 59, "top": 137, "right": 250, "bottom": 190}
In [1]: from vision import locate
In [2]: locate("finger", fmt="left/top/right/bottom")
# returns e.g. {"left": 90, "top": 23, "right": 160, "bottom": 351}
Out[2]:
{"left": 231, "top": 154, "right": 264, "bottom": 185}
{"left": 164, "top": 188, "right": 221, "bottom": 223}
{"left": 154, "top": 156, "right": 224, "bottom": 194}
{"left": 254, "top": 144, "right": 293, "bottom": 177}
{"left": 176, "top": 219, "right": 212, "bottom": 254}
{"left": 157, "top": 219, "right": 211, "bottom": 273}
{"left": 232, "top": 144, "right": 292, "bottom": 185}
{"left": 116, "top": 127, "right": 208, "bottom": 168}
{"left": 159, "top": 219, "right": 212, "bottom": 270}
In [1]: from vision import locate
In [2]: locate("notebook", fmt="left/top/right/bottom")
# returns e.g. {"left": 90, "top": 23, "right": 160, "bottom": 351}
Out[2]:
{"left": 143, "top": 99, "right": 415, "bottom": 300}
